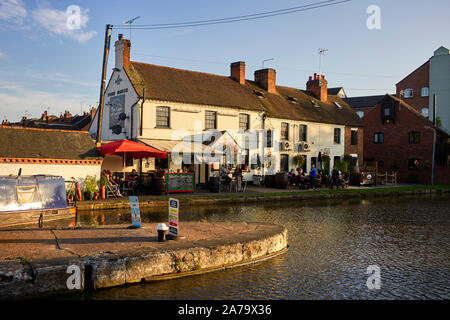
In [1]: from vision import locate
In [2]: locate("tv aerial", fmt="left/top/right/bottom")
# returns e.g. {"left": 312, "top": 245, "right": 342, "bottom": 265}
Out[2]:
{"left": 123, "top": 16, "right": 140, "bottom": 42}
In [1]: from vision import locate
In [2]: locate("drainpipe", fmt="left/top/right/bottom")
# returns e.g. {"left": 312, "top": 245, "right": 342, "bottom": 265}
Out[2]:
{"left": 260, "top": 112, "right": 266, "bottom": 178}
{"left": 140, "top": 88, "right": 145, "bottom": 137}
{"left": 424, "top": 125, "right": 436, "bottom": 185}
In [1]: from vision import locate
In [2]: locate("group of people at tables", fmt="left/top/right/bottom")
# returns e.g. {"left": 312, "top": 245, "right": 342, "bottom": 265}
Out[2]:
{"left": 219, "top": 163, "right": 346, "bottom": 190}
{"left": 220, "top": 165, "right": 245, "bottom": 186}
{"left": 101, "top": 169, "right": 140, "bottom": 197}
{"left": 287, "top": 164, "right": 347, "bottom": 189}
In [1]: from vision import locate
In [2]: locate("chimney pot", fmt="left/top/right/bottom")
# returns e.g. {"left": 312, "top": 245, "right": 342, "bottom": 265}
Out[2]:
{"left": 306, "top": 74, "right": 328, "bottom": 102}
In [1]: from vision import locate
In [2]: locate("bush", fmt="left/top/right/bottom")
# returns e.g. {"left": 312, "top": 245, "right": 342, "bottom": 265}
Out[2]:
{"left": 293, "top": 154, "right": 305, "bottom": 169}
{"left": 405, "top": 174, "right": 420, "bottom": 183}
{"left": 83, "top": 175, "right": 98, "bottom": 194}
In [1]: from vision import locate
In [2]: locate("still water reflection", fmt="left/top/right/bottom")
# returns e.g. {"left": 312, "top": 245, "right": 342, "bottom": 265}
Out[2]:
{"left": 66, "top": 195, "right": 449, "bottom": 299}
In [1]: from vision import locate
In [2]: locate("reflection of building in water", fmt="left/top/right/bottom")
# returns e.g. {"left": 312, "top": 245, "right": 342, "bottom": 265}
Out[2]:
{"left": 90, "top": 35, "right": 363, "bottom": 184}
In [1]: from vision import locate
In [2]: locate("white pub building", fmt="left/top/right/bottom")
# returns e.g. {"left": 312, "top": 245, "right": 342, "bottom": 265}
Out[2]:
{"left": 90, "top": 35, "right": 363, "bottom": 185}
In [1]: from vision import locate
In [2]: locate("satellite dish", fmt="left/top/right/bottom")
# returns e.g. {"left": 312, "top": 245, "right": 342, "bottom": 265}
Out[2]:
{"left": 111, "top": 125, "right": 122, "bottom": 135}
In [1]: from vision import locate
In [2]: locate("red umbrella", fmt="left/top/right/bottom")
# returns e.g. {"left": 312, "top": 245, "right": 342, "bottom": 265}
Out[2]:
{"left": 99, "top": 140, "right": 166, "bottom": 159}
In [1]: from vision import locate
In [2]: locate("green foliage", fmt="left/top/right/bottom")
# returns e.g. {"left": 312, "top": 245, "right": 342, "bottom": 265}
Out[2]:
{"left": 322, "top": 154, "right": 330, "bottom": 174}
{"left": 100, "top": 174, "right": 108, "bottom": 187}
{"left": 293, "top": 154, "right": 306, "bottom": 169}
{"left": 343, "top": 154, "right": 357, "bottom": 172}
{"left": 335, "top": 158, "right": 349, "bottom": 173}
{"left": 83, "top": 175, "right": 98, "bottom": 193}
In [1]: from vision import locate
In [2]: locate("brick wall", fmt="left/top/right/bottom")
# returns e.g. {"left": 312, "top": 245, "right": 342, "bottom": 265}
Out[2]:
{"left": 344, "top": 126, "right": 364, "bottom": 167}
{"left": 362, "top": 96, "right": 438, "bottom": 184}
{"left": 396, "top": 60, "right": 429, "bottom": 114}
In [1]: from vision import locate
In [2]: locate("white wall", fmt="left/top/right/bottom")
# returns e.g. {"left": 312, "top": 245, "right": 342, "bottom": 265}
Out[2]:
{"left": 140, "top": 100, "right": 346, "bottom": 173}
{"left": 89, "top": 69, "right": 140, "bottom": 141}
{"left": 101, "top": 154, "right": 139, "bottom": 173}
{"left": 429, "top": 47, "right": 450, "bottom": 134}
{"left": 0, "top": 163, "right": 102, "bottom": 182}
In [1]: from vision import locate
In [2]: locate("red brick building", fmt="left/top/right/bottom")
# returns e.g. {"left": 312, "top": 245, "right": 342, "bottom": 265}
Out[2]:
{"left": 362, "top": 94, "right": 449, "bottom": 184}
{"left": 396, "top": 61, "right": 430, "bottom": 118}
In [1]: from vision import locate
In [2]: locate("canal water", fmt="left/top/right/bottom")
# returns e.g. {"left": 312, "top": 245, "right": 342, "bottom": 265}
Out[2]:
{"left": 66, "top": 195, "right": 449, "bottom": 300}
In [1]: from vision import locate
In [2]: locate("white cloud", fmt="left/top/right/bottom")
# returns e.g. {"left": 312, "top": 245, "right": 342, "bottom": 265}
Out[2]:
{"left": 169, "top": 28, "right": 193, "bottom": 37}
{"left": 30, "top": 4, "right": 96, "bottom": 44}
{"left": 0, "top": 0, "right": 27, "bottom": 24}
{"left": 0, "top": 88, "right": 94, "bottom": 122}
{"left": 0, "top": 69, "right": 98, "bottom": 87}
{"left": 0, "top": 51, "right": 6, "bottom": 59}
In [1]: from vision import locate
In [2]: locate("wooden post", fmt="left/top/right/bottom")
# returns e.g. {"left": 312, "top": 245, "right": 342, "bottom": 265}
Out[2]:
{"left": 96, "top": 24, "right": 112, "bottom": 145}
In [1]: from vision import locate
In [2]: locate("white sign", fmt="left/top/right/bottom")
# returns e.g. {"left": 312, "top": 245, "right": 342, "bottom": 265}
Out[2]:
{"left": 168, "top": 198, "right": 179, "bottom": 236}
{"left": 129, "top": 196, "right": 141, "bottom": 228}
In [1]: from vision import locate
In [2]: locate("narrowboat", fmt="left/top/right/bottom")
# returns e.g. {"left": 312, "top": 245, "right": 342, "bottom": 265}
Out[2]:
{"left": 0, "top": 175, "right": 76, "bottom": 229}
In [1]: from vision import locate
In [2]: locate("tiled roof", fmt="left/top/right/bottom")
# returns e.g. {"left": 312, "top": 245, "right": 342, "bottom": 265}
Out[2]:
{"left": 343, "top": 95, "right": 387, "bottom": 109}
{"left": 327, "top": 87, "right": 344, "bottom": 95}
{"left": 0, "top": 127, "right": 101, "bottom": 160}
{"left": 124, "top": 61, "right": 363, "bottom": 127}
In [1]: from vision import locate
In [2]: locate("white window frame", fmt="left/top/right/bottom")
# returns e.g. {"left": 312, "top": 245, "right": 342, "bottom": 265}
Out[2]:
{"left": 404, "top": 88, "right": 413, "bottom": 98}
{"left": 421, "top": 87, "right": 429, "bottom": 97}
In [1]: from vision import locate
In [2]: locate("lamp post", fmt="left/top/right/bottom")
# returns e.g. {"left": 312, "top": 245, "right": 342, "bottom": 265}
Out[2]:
{"left": 424, "top": 125, "right": 436, "bottom": 185}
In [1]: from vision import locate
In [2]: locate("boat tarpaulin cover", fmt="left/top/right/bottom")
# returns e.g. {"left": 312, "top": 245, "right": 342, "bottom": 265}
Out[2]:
{"left": 0, "top": 175, "right": 67, "bottom": 212}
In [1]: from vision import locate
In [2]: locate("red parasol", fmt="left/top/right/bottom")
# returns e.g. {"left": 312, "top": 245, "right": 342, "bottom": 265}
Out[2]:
{"left": 98, "top": 140, "right": 166, "bottom": 159}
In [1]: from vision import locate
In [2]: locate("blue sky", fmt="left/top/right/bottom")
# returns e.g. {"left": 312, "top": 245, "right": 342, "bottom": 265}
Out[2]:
{"left": 0, "top": 0, "right": 449, "bottom": 122}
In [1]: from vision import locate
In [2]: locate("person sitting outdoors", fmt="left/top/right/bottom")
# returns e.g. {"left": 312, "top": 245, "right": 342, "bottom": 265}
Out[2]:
{"left": 127, "top": 169, "right": 139, "bottom": 190}
{"left": 103, "top": 170, "right": 122, "bottom": 197}
{"left": 233, "top": 166, "right": 243, "bottom": 178}
{"left": 288, "top": 169, "right": 296, "bottom": 185}
{"left": 220, "top": 165, "right": 232, "bottom": 184}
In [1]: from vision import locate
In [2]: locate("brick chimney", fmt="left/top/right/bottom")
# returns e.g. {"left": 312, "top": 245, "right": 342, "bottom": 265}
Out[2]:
{"left": 306, "top": 73, "right": 328, "bottom": 102}
{"left": 230, "top": 61, "right": 245, "bottom": 84}
{"left": 115, "top": 34, "right": 131, "bottom": 69}
{"left": 254, "top": 68, "right": 276, "bottom": 93}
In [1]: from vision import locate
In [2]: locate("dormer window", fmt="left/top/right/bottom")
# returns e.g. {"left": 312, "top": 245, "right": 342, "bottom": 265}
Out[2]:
{"left": 287, "top": 96, "right": 298, "bottom": 104}
{"left": 253, "top": 90, "right": 265, "bottom": 98}
{"left": 311, "top": 100, "right": 319, "bottom": 107}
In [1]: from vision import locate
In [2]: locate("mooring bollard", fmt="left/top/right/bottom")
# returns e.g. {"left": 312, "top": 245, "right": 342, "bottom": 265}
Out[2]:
{"left": 156, "top": 223, "right": 169, "bottom": 241}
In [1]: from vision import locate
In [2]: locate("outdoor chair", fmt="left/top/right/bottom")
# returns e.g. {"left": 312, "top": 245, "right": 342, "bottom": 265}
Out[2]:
{"left": 106, "top": 181, "right": 121, "bottom": 198}
{"left": 232, "top": 175, "right": 247, "bottom": 192}
{"left": 219, "top": 177, "right": 232, "bottom": 192}
{"left": 122, "top": 180, "right": 135, "bottom": 196}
